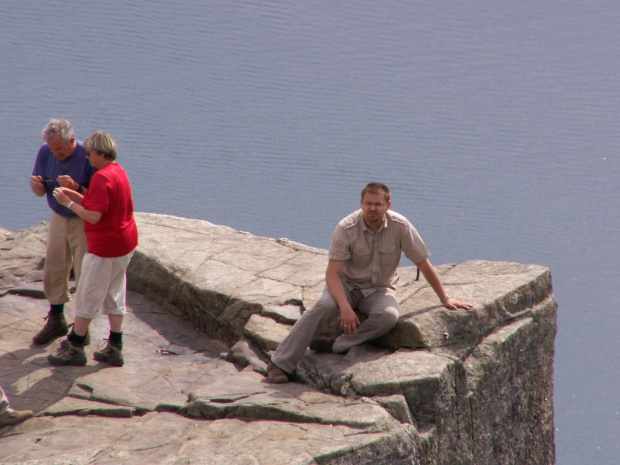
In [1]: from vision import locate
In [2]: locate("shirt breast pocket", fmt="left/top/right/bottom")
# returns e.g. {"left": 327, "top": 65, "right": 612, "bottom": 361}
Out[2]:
{"left": 350, "top": 243, "right": 371, "bottom": 268}
{"left": 379, "top": 243, "right": 401, "bottom": 265}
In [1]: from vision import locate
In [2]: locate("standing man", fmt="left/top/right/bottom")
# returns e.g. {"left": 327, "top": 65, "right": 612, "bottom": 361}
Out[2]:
{"left": 48, "top": 131, "right": 138, "bottom": 367}
{"left": 30, "top": 119, "right": 96, "bottom": 345}
{"left": 267, "top": 182, "right": 473, "bottom": 383}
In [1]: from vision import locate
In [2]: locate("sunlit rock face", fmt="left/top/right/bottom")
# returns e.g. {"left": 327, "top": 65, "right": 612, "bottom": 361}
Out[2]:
{"left": 0, "top": 214, "right": 556, "bottom": 465}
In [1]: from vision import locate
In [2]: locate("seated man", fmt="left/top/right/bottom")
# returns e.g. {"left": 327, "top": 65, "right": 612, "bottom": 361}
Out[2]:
{"left": 268, "top": 182, "right": 472, "bottom": 383}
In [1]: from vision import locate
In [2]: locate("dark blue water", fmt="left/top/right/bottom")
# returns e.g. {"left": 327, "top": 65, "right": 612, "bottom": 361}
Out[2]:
{"left": 1, "top": 1, "right": 619, "bottom": 463}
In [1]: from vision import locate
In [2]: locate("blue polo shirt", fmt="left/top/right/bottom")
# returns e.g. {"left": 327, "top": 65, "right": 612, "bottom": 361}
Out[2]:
{"left": 32, "top": 141, "right": 96, "bottom": 217}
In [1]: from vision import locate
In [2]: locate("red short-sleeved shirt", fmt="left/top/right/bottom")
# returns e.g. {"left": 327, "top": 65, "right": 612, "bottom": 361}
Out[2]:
{"left": 82, "top": 163, "right": 138, "bottom": 257}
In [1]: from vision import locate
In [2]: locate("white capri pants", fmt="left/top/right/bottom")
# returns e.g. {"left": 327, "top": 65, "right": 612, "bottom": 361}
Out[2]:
{"left": 74, "top": 251, "right": 135, "bottom": 319}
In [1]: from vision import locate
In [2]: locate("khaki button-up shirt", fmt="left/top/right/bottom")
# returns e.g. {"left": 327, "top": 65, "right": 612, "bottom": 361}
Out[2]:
{"left": 328, "top": 209, "right": 430, "bottom": 296}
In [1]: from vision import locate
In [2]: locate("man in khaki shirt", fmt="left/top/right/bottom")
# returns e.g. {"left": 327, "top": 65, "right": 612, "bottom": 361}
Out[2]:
{"left": 268, "top": 182, "right": 473, "bottom": 383}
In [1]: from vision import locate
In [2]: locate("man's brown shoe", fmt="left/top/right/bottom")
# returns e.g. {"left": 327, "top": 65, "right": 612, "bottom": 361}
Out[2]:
{"left": 267, "top": 362, "right": 289, "bottom": 383}
{"left": 32, "top": 312, "right": 68, "bottom": 345}
{"left": 0, "top": 409, "right": 34, "bottom": 427}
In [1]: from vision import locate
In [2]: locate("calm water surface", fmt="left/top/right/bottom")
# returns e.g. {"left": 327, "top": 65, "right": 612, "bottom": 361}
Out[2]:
{"left": 1, "top": 1, "right": 619, "bottom": 463}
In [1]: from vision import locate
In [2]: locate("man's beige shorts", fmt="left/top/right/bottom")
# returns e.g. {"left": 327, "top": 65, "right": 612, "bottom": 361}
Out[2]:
{"left": 74, "top": 251, "right": 135, "bottom": 320}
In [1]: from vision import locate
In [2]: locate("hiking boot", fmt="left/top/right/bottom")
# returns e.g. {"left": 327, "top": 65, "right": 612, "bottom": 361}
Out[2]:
{"left": 47, "top": 339, "right": 87, "bottom": 366}
{"left": 267, "top": 362, "right": 289, "bottom": 384}
{"left": 0, "top": 409, "right": 34, "bottom": 428}
{"left": 93, "top": 342, "right": 124, "bottom": 367}
{"left": 32, "top": 312, "right": 68, "bottom": 345}
{"left": 309, "top": 336, "right": 335, "bottom": 353}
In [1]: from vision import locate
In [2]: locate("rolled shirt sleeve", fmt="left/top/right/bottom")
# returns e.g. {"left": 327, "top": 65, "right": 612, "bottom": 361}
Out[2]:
{"left": 328, "top": 225, "right": 352, "bottom": 261}
{"left": 400, "top": 218, "right": 431, "bottom": 265}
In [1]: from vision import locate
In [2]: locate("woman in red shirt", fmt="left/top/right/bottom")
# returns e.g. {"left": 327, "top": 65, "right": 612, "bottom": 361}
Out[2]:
{"left": 48, "top": 131, "right": 138, "bottom": 367}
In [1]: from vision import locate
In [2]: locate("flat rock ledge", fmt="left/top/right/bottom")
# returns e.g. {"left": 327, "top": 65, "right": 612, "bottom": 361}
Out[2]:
{"left": 0, "top": 213, "right": 556, "bottom": 465}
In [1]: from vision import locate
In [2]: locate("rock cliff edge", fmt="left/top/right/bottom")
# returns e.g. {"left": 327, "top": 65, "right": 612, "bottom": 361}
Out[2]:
{"left": 0, "top": 213, "right": 556, "bottom": 465}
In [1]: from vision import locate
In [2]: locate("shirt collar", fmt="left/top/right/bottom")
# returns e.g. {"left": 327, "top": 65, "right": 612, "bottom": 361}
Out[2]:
{"left": 359, "top": 210, "right": 388, "bottom": 234}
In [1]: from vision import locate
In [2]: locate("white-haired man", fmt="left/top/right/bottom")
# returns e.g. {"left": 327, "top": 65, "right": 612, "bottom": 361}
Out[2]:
{"left": 30, "top": 119, "right": 96, "bottom": 345}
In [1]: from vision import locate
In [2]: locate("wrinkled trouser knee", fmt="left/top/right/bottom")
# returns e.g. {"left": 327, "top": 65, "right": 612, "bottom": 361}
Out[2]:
{"left": 332, "top": 288, "right": 399, "bottom": 353}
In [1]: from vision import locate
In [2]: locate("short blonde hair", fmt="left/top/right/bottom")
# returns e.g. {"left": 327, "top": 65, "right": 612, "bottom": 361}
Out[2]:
{"left": 84, "top": 131, "right": 117, "bottom": 161}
